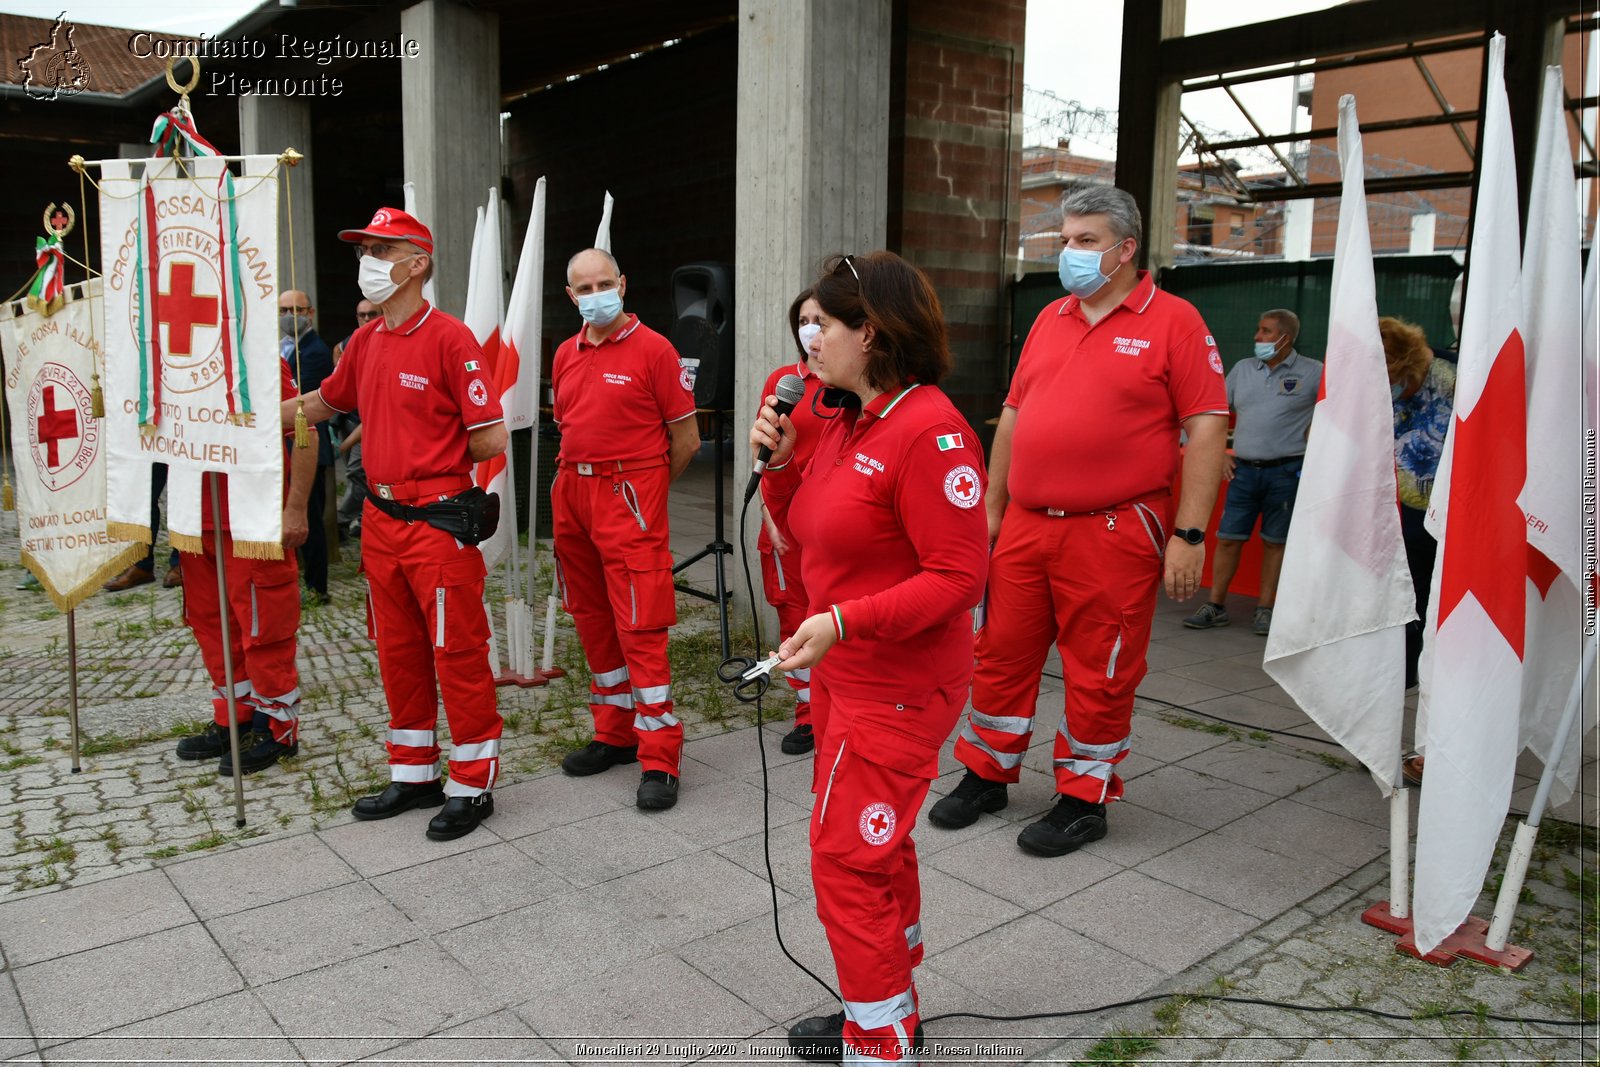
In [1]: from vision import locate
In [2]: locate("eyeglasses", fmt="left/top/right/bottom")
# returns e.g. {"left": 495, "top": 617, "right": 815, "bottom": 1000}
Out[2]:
{"left": 354, "top": 243, "right": 416, "bottom": 262}
{"left": 355, "top": 311, "right": 380, "bottom": 322}
{"left": 279, "top": 304, "right": 311, "bottom": 314}
{"left": 838, "top": 253, "right": 861, "bottom": 283}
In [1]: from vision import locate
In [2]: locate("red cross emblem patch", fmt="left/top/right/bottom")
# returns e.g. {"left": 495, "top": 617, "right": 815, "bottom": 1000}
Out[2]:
{"left": 859, "top": 802, "right": 896, "bottom": 846}
{"left": 468, "top": 378, "right": 489, "bottom": 407}
{"left": 27, "top": 363, "right": 98, "bottom": 492}
{"left": 943, "top": 464, "right": 981, "bottom": 509}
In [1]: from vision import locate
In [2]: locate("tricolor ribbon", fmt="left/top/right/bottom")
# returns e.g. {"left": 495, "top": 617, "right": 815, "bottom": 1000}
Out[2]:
{"left": 215, "top": 170, "right": 251, "bottom": 419}
{"left": 149, "top": 106, "right": 219, "bottom": 159}
{"left": 134, "top": 176, "right": 162, "bottom": 435}
{"left": 26, "top": 233, "right": 65, "bottom": 317}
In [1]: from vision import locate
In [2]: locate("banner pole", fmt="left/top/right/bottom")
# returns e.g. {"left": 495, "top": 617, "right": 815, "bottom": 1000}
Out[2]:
{"left": 1388, "top": 784, "right": 1410, "bottom": 919}
{"left": 210, "top": 476, "right": 247, "bottom": 827}
{"left": 1485, "top": 634, "right": 1595, "bottom": 950}
{"left": 66, "top": 609, "right": 81, "bottom": 773}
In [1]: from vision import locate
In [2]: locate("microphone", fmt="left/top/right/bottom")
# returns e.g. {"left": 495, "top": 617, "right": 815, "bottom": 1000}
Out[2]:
{"left": 744, "top": 372, "right": 806, "bottom": 504}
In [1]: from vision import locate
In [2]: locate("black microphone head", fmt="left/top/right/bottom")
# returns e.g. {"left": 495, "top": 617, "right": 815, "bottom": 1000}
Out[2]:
{"left": 774, "top": 373, "right": 806, "bottom": 409}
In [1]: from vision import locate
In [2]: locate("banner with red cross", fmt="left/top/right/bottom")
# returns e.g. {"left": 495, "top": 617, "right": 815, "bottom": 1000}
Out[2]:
{"left": 95, "top": 154, "right": 285, "bottom": 557}
{"left": 1, "top": 279, "right": 143, "bottom": 610}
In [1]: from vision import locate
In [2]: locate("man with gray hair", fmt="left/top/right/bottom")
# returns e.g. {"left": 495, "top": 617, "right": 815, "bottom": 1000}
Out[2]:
{"left": 1184, "top": 308, "right": 1321, "bottom": 636}
{"left": 929, "top": 184, "right": 1229, "bottom": 857}
{"left": 550, "top": 247, "right": 700, "bottom": 811}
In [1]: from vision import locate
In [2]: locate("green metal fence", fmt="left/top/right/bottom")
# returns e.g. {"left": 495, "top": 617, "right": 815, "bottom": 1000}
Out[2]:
{"left": 1008, "top": 254, "right": 1462, "bottom": 378}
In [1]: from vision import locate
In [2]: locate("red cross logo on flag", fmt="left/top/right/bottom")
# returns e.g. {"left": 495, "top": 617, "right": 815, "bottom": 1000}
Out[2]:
{"left": 859, "top": 801, "right": 897, "bottom": 846}
{"left": 943, "top": 464, "right": 981, "bottom": 509}
{"left": 26, "top": 363, "right": 97, "bottom": 492}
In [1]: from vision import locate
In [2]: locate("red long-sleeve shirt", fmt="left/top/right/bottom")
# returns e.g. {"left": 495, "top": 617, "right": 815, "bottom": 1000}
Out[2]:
{"left": 767, "top": 384, "right": 989, "bottom": 707}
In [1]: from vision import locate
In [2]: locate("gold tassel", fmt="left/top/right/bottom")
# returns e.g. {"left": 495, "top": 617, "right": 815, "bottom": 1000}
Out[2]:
{"left": 89, "top": 372, "right": 104, "bottom": 418}
{"left": 294, "top": 402, "right": 310, "bottom": 449}
{"left": 2, "top": 480, "right": 13, "bottom": 511}
{"left": 140, "top": 423, "right": 158, "bottom": 439}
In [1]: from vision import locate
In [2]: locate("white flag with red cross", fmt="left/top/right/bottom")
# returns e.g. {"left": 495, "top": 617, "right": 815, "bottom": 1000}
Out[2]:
{"left": 96, "top": 154, "right": 286, "bottom": 557}
{"left": 1, "top": 279, "right": 143, "bottom": 610}
{"left": 1412, "top": 34, "right": 1529, "bottom": 957}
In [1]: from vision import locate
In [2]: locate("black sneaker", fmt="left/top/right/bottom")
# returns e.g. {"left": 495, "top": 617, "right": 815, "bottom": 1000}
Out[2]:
{"left": 175, "top": 722, "right": 230, "bottom": 761}
{"left": 780, "top": 723, "right": 815, "bottom": 755}
{"left": 219, "top": 730, "right": 297, "bottom": 776}
{"left": 1183, "top": 602, "right": 1230, "bottom": 629}
{"left": 1016, "top": 794, "right": 1107, "bottom": 857}
{"left": 787, "top": 1010, "right": 925, "bottom": 1062}
{"left": 636, "top": 770, "right": 679, "bottom": 810}
{"left": 926, "top": 769, "right": 1008, "bottom": 829}
{"left": 561, "top": 740, "right": 639, "bottom": 777}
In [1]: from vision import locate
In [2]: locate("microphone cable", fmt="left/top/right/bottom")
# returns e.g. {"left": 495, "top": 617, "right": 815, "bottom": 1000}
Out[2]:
{"left": 714, "top": 489, "right": 1588, "bottom": 1039}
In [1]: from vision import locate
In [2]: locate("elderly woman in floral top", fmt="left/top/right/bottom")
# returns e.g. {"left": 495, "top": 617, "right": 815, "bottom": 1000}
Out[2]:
{"left": 1381, "top": 315, "right": 1456, "bottom": 783}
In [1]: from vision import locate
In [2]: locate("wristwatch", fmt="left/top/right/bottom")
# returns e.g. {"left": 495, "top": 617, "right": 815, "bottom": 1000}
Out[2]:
{"left": 1173, "top": 527, "right": 1205, "bottom": 545}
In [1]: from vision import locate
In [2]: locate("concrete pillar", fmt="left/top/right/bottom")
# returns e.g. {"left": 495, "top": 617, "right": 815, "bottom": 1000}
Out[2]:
{"left": 733, "top": 0, "right": 892, "bottom": 625}
{"left": 400, "top": 0, "right": 500, "bottom": 317}
{"left": 238, "top": 96, "right": 316, "bottom": 311}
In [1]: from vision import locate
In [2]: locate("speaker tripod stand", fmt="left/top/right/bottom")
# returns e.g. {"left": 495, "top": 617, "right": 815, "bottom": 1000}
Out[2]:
{"left": 672, "top": 408, "right": 733, "bottom": 660}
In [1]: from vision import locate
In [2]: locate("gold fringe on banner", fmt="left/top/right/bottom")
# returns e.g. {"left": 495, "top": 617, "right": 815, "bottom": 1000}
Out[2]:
{"left": 168, "top": 530, "right": 205, "bottom": 555}
{"left": 90, "top": 372, "right": 104, "bottom": 418}
{"left": 229, "top": 539, "right": 284, "bottom": 561}
{"left": 22, "top": 541, "right": 145, "bottom": 614}
{"left": 105, "top": 520, "right": 153, "bottom": 545}
{"left": 2, "top": 483, "right": 13, "bottom": 511}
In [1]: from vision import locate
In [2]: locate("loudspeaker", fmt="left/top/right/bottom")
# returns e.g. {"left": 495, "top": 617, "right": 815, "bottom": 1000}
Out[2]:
{"left": 669, "top": 262, "right": 734, "bottom": 410}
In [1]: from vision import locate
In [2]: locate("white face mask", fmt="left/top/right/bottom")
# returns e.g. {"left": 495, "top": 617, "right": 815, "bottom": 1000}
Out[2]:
{"left": 358, "top": 254, "right": 414, "bottom": 305}
{"left": 797, "top": 322, "right": 821, "bottom": 357}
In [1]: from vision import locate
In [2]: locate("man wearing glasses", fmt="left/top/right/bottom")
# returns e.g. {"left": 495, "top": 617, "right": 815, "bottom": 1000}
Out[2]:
{"left": 286, "top": 208, "right": 508, "bottom": 841}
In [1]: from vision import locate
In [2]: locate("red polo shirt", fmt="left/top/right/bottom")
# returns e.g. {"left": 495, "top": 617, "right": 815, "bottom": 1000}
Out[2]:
{"left": 318, "top": 303, "right": 503, "bottom": 486}
{"left": 551, "top": 314, "right": 697, "bottom": 463}
{"left": 1006, "top": 271, "right": 1227, "bottom": 512}
{"left": 776, "top": 384, "right": 988, "bottom": 708}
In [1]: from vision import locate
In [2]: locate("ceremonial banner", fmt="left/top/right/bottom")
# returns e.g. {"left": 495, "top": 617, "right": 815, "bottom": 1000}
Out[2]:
{"left": 1, "top": 280, "right": 143, "bottom": 609}
{"left": 96, "top": 154, "right": 286, "bottom": 556}
{"left": 1263, "top": 96, "right": 1415, "bottom": 794}
{"left": 465, "top": 188, "right": 513, "bottom": 570}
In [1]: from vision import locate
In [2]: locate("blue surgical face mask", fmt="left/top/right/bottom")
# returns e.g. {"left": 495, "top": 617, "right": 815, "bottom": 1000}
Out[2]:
{"left": 577, "top": 288, "right": 623, "bottom": 327}
{"left": 1391, "top": 381, "right": 1405, "bottom": 401}
{"left": 1253, "top": 340, "right": 1279, "bottom": 360}
{"left": 1058, "top": 245, "right": 1121, "bottom": 299}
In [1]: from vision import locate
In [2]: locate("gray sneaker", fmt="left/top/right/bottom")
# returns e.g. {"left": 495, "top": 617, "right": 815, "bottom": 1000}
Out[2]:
{"left": 1253, "top": 607, "right": 1272, "bottom": 636}
{"left": 1183, "top": 602, "right": 1230, "bottom": 629}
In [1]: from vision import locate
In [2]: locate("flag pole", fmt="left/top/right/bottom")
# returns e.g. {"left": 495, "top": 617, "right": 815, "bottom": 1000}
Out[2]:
{"left": 66, "top": 610, "right": 82, "bottom": 773}
{"left": 1484, "top": 634, "right": 1594, "bottom": 950}
{"left": 210, "top": 476, "right": 248, "bottom": 827}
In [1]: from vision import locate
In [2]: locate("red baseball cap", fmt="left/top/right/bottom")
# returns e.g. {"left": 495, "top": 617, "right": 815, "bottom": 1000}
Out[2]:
{"left": 338, "top": 207, "right": 434, "bottom": 254}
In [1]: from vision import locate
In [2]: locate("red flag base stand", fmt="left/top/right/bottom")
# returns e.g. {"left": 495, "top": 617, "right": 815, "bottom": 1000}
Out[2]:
{"left": 538, "top": 667, "right": 566, "bottom": 681}
{"left": 1361, "top": 903, "right": 1533, "bottom": 971}
{"left": 514, "top": 672, "right": 548, "bottom": 688}
{"left": 494, "top": 670, "right": 546, "bottom": 688}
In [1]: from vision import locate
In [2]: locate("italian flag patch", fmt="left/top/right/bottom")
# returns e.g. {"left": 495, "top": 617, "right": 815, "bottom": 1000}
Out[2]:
{"left": 935, "top": 433, "right": 964, "bottom": 451}
{"left": 464, "top": 360, "right": 480, "bottom": 371}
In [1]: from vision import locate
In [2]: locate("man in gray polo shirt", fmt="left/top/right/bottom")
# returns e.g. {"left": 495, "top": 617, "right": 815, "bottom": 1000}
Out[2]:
{"left": 1185, "top": 309, "right": 1322, "bottom": 636}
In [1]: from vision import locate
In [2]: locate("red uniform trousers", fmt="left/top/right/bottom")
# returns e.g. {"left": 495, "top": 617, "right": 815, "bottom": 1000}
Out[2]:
{"left": 811, "top": 677, "right": 964, "bottom": 1063}
{"left": 362, "top": 499, "right": 502, "bottom": 797}
{"left": 180, "top": 535, "right": 301, "bottom": 744}
{"left": 955, "top": 496, "right": 1167, "bottom": 804}
{"left": 759, "top": 541, "right": 811, "bottom": 728}
{"left": 552, "top": 462, "right": 681, "bottom": 775}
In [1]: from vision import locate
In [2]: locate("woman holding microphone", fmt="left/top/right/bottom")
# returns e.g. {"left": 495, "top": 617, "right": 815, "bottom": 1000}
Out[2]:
{"left": 751, "top": 252, "right": 988, "bottom": 1064}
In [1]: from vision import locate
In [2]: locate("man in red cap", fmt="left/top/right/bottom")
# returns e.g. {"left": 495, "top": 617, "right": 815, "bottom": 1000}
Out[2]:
{"left": 287, "top": 207, "right": 508, "bottom": 841}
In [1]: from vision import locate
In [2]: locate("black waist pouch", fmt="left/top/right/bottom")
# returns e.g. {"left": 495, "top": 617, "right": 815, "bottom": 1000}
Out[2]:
{"left": 367, "top": 486, "right": 501, "bottom": 546}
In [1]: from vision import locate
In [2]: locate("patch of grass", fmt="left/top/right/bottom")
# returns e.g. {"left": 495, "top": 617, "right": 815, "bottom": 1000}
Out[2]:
{"left": 1, "top": 755, "right": 44, "bottom": 771}
{"left": 1315, "top": 752, "right": 1352, "bottom": 771}
{"left": 32, "top": 836, "right": 76, "bottom": 866}
{"left": 1074, "top": 1031, "right": 1159, "bottom": 1065}
{"left": 1163, "top": 714, "right": 1237, "bottom": 739}
{"left": 38, "top": 706, "right": 68, "bottom": 718}
{"left": 80, "top": 722, "right": 191, "bottom": 756}
{"left": 1414, "top": 1000, "right": 1451, "bottom": 1020}
{"left": 1248, "top": 729, "right": 1270, "bottom": 742}
{"left": 1151, "top": 996, "right": 1189, "bottom": 1034}
{"left": 144, "top": 845, "right": 182, "bottom": 859}
{"left": 1539, "top": 819, "right": 1598, "bottom": 854}
{"left": 98, "top": 827, "right": 123, "bottom": 851}
{"left": 185, "top": 833, "right": 229, "bottom": 853}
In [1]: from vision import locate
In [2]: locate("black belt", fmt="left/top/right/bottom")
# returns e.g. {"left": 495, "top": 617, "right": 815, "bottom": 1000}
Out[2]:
{"left": 1236, "top": 456, "right": 1303, "bottom": 469}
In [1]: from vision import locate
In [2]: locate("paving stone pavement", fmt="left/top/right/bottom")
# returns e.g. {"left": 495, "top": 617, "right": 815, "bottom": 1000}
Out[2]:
{"left": 0, "top": 457, "right": 1593, "bottom": 1065}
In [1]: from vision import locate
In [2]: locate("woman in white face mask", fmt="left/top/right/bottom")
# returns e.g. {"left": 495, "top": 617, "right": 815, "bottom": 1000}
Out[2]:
{"left": 755, "top": 288, "right": 830, "bottom": 756}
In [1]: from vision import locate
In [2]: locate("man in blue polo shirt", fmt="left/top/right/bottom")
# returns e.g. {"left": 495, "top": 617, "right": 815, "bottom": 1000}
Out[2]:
{"left": 1185, "top": 309, "right": 1321, "bottom": 636}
